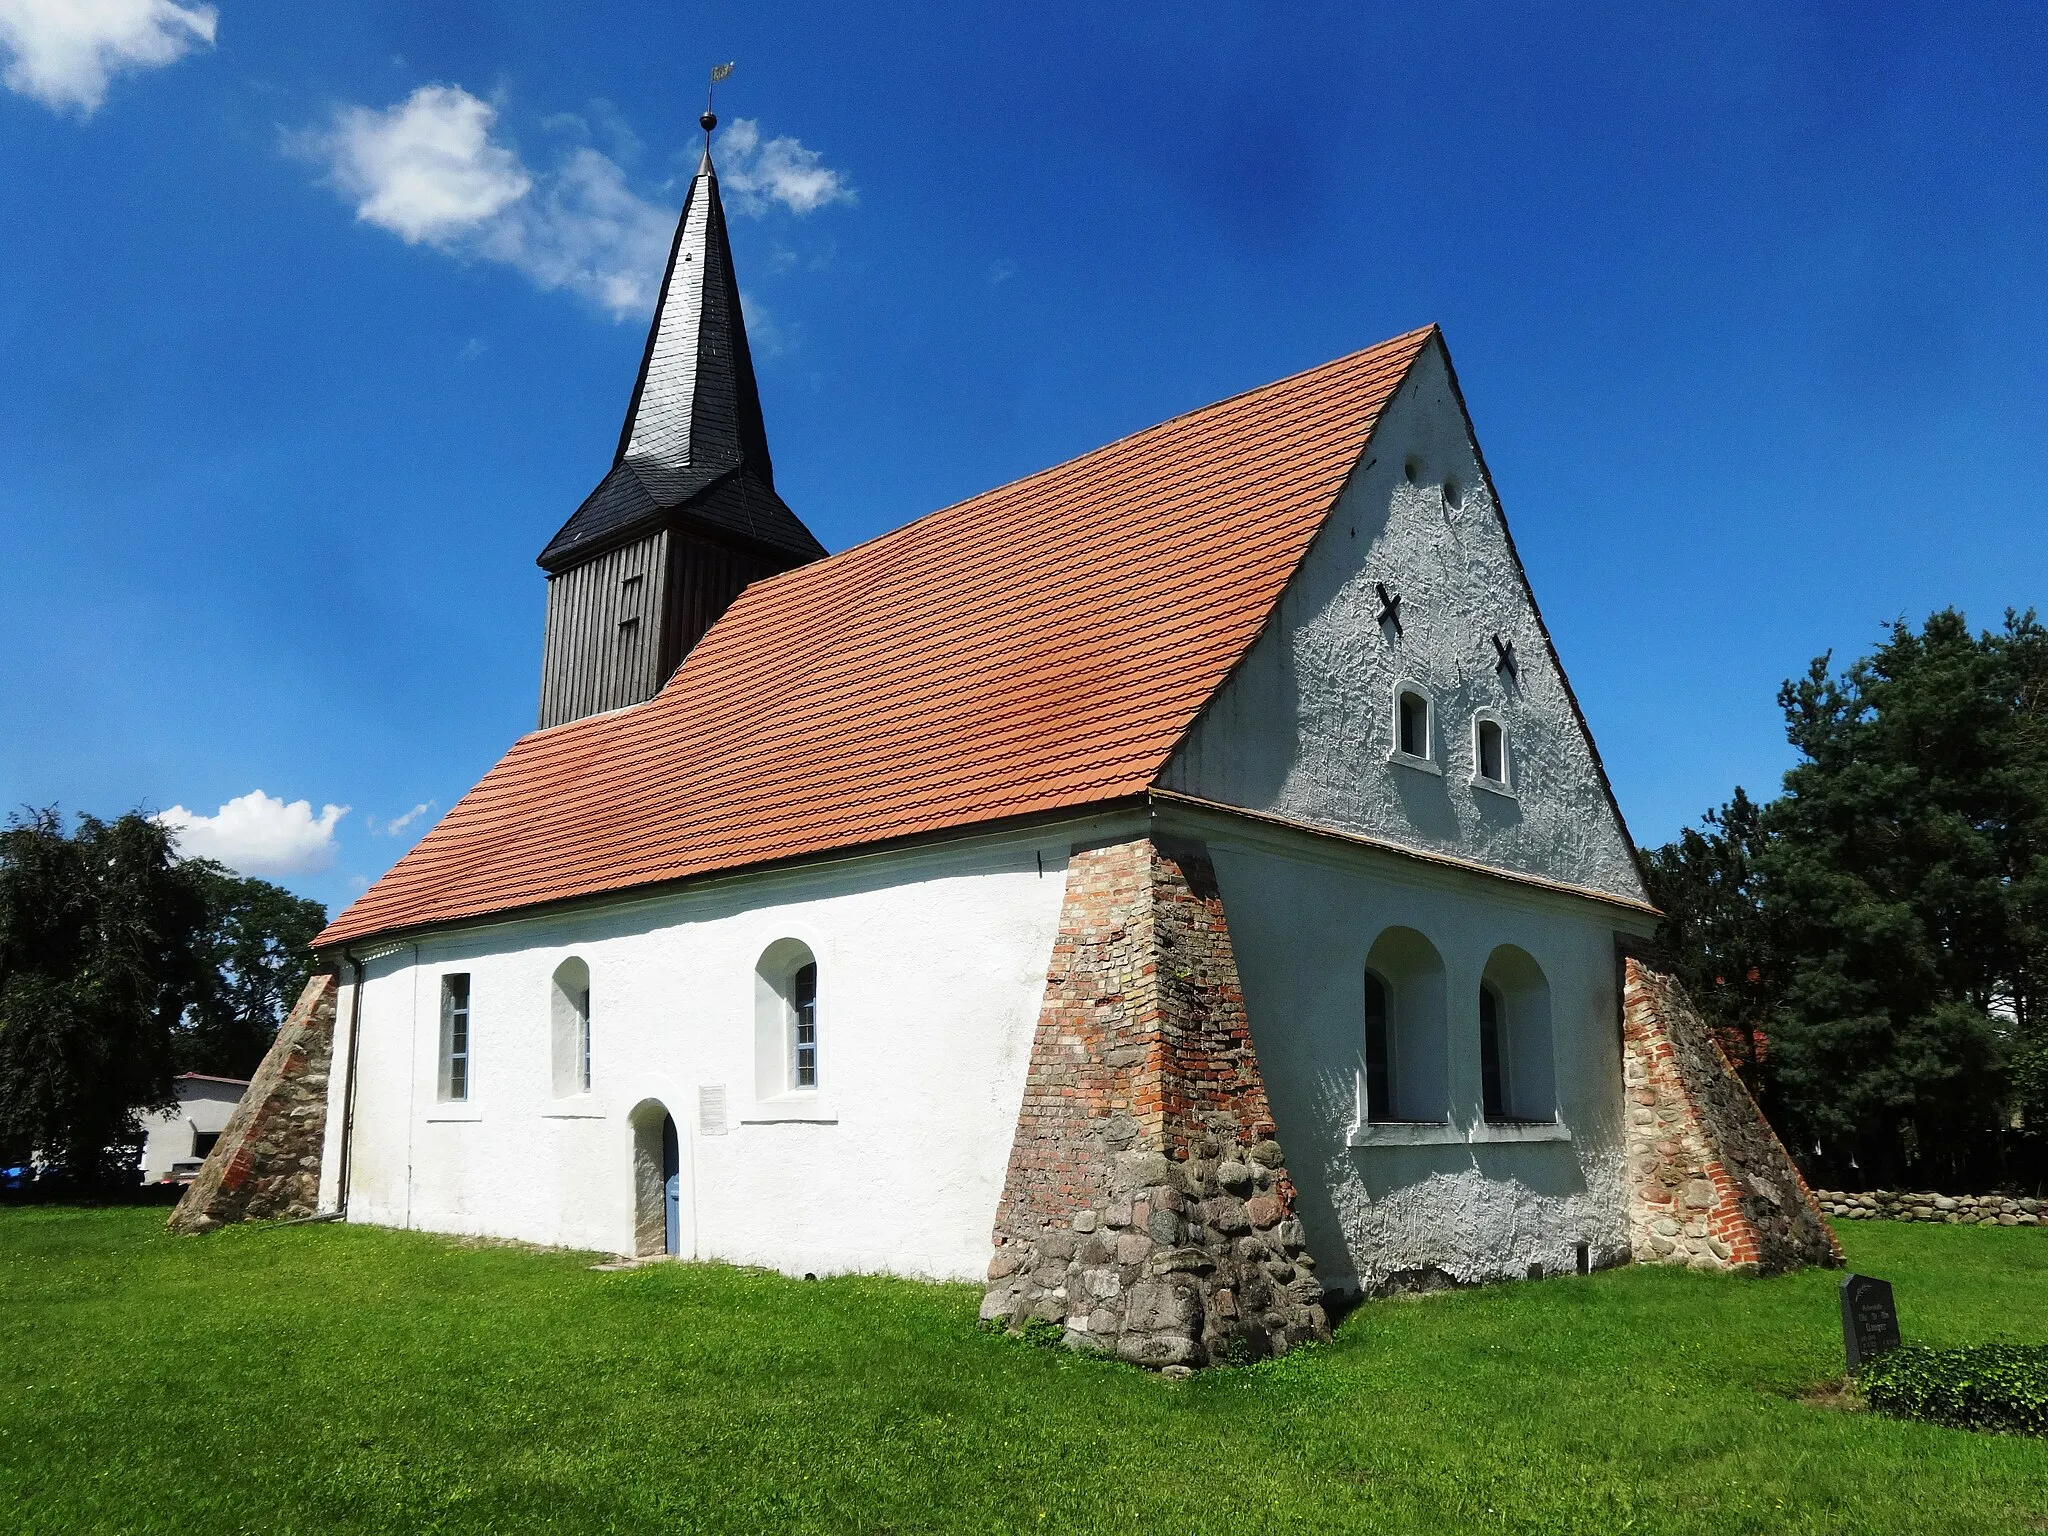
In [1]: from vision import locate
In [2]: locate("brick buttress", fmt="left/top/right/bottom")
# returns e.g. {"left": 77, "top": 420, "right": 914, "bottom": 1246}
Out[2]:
{"left": 982, "top": 836, "right": 1329, "bottom": 1368}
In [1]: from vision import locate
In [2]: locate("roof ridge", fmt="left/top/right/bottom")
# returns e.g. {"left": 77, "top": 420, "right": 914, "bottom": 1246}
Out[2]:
{"left": 746, "top": 325, "right": 1438, "bottom": 590}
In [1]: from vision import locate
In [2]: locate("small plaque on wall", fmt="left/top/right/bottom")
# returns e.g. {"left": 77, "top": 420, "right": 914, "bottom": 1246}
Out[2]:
{"left": 699, "top": 1084, "right": 727, "bottom": 1137}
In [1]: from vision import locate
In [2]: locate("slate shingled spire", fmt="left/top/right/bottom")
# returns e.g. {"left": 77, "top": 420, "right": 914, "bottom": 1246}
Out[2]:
{"left": 532, "top": 117, "right": 825, "bottom": 729}
{"left": 536, "top": 128, "right": 824, "bottom": 573}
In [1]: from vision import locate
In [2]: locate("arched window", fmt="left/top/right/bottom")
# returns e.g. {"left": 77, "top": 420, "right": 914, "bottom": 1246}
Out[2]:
{"left": 1362, "top": 927, "right": 1449, "bottom": 1122}
{"left": 754, "top": 940, "right": 821, "bottom": 1099}
{"left": 551, "top": 958, "right": 591, "bottom": 1098}
{"left": 1480, "top": 946, "right": 1556, "bottom": 1123}
{"left": 1472, "top": 710, "right": 1511, "bottom": 793}
{"left": 1389, "top": 681, "right": 1438, "bottom": 771}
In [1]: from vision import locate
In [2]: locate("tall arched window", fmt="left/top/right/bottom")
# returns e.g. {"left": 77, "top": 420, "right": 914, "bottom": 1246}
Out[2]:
{"left": 1480, "top": 946, "right": 1556, "bottom": 1122}
{"left": 1362, "top": 927, "right": 1449, "bottom": 1122}
{"left": 551, "top": 958, "right": 591, "bottom": 1098}
{"left": 754, "top": 940, "right": 821, "bottom": 1100}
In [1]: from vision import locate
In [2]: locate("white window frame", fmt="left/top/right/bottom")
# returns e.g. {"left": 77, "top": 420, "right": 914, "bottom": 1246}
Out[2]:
{"left": 439, "top": 973, "right": 471, "bottom": 1103}
{"left": 1470, "top": 708, "right": 1514, "bottom": 796}
{"left": 747, "top": 939, "right": 836, "bottom": 1124}
{"left": 1388, "top": 679, "right": 1441, "bottom": 775}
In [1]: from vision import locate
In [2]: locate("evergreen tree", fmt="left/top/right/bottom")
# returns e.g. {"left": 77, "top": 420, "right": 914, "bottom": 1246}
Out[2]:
{"left": 1649, "top": 610, "right": 2048, "bottom": 1190}
{"left": 1642, "top": 787, "right": 1777, "bottom": 1090}
{"left": 1765, "top": 610, "right": 2045, "bottom": 1187}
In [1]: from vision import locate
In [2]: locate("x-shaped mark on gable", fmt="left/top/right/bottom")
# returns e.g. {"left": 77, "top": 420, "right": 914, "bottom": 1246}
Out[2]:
{"left": 1492, "top": 633, "right": 1518, "bottom": 679}
{"left": 1375, "top": 582, "right": 1403, "bottom": 637}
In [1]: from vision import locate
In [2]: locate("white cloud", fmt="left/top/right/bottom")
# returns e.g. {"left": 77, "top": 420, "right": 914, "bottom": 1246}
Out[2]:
{"left": 475, "top": 144, "right": 672, "bottom": 317}
{"left": 0, "top": 0, "right": 215, "bottom": 115}
{"left": 291, "top": 87, "right": 851, "bottom": 322}
{"left": 156, "top": 791, "right": 347, "bottom": 877}
{"left": 716, "top": 118, "right": 855, "bottom": 216}
{"left": 739, "top": 289, "right": 791, "bottom": 358}
{"left": 291, "top": 87, "right": 853, "bottom": 319}
{"left": 296, "top": 84, "right": 530, "bottom": 245}
{"left": 368, "top": 801, "right": 435, "bottom": 837}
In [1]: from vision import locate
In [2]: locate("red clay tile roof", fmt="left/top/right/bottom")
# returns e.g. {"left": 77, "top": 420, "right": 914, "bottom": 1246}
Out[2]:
{"left": 317, "top": 326, "right": 1436, "bottom": 949}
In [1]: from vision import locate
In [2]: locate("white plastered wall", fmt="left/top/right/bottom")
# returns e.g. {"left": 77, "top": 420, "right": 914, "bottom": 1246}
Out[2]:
{"left": 319, "top": 818, "right": 1118, "bottom": 1279}
{"left": 1164, "top": 803, "right": 1652, "bottom": 1290}
{"left": 137, "top": 1079, "right": 246, "bottom": 1183}
{"left": 1161, "top": 336, "right": 1646, "bottom": 904}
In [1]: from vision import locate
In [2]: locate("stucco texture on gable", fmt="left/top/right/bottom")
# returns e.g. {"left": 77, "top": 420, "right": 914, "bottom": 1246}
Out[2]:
{"left": 1161, "top": 339, "right": 1646, "bottom": 905}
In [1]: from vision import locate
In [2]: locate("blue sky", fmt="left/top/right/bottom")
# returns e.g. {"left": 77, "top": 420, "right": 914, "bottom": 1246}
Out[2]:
{"left": 3, "top": 1, "right": 2045, "bottom": 919}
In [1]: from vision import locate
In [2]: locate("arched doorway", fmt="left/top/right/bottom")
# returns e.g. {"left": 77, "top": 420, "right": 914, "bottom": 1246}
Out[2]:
{"left": 629, "top": 1100, "right": 682, "bottom": 1258}
{"left": 662, "top": 1114, "right": 681, "bottom": 1257}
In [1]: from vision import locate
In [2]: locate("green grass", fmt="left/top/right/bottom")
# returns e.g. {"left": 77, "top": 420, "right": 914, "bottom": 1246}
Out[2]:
{"left": 1, "top": 1211, "right": 2044, "bottom": 1534}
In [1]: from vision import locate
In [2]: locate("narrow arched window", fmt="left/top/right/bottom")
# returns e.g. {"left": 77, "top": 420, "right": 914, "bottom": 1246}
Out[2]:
{"left": 754, "top": 940, "right": 821, "bottom": 1101}
{"left": 792, "top": 962, "right": 818, "bottom": 1088}
{"left": 1478, "top": 981, "right": 1507, "bottom": 1121}
{"left": 1363, "top": 970, "right": 1392, "bottom": 1121}
{"left": 551, "top": 958, "right": 591, "bottom": 1098}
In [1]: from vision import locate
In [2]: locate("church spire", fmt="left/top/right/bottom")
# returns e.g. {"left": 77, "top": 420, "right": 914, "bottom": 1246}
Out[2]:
{"left": 613, "top": 111, "right": 773, "bottom": 491}
{"left": 536, "top": 97, "right": 822, "bottom": 577}
{"left": 532, "top": 76, "right": 824, "bottom": 729}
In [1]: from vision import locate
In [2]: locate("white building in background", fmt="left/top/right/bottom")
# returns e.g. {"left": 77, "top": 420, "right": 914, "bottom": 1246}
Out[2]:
{"left": 311, "top": 125, "right": 1659, "bottom": 1315}
{"left": 139, "top": 1074, "right": 248, "bottom": 1184}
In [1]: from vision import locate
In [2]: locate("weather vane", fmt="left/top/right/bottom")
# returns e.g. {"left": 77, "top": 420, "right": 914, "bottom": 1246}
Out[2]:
{"left": 702, "top": 60, "right": 734, "bottom": 141}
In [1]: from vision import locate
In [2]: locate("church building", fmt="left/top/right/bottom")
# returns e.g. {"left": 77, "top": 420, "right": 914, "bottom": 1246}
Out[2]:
{"left": 299, "top": 121, "right": 1838, "bottom": 1368}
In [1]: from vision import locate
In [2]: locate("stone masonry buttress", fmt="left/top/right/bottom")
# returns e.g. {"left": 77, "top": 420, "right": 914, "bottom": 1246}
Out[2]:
{"left": 1621, "top": 959, "right": 1840, "bottom": 1275}
{"left": 168, "top": 972, "right": 337, "bottom": 1233}
{"left": 983, "top": 836, "right": 1330, "bottom": 1367}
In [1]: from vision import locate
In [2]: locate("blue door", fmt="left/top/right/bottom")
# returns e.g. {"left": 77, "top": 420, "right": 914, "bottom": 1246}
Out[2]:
{"left": 661, "top": 1113, "right": 681, "bottom": 1257}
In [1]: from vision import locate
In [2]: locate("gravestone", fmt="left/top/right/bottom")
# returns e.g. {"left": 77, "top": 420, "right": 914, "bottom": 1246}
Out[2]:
{"left": 1839, "top": 1273, "right": 1900, "bottom": 1372}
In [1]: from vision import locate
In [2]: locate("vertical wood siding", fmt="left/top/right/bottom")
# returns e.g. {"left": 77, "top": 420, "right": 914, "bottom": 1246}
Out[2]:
{"left": 538, "top": 531, "right": 670, "bottom": 728}
{"left": 660, "top": 532, "right": 785, "bottom": 684}
{"left": 539, "top": 527, "right": 794, "bottom": 729}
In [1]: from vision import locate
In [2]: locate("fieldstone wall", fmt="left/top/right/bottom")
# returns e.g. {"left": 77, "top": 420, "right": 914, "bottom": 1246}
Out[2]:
{"left": 1814, "top": 1190, "right": 2044, "bottom": 1226}
{"left": 168, "top": 972, "right": 337, "bottom": 1233}
{"left": 1622, "top": 960, "right": 1841, "bottom": 1276}
{"left": 982, "top": 836, "right": 1328, "bottom": 1369}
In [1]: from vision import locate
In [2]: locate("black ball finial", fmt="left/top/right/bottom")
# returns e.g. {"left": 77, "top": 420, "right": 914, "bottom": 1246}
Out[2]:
{"left": 700, "top": 110, "right": 718, "bottom": 133}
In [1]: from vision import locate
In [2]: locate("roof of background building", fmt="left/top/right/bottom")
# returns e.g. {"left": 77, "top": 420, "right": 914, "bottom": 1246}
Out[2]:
{"left": 318, "top": 325, "right": 1437, "bottom": 948}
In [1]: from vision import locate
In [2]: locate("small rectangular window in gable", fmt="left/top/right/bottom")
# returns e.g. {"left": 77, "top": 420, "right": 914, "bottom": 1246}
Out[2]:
{"left": 1398, "top": 691, "right": 1429, "bottom": 758}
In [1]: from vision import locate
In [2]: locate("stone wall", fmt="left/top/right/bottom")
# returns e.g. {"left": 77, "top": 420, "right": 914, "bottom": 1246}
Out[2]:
{"left": 1621, "top": 960, "right": 1840, "bottom": 1275}
{"left": 168, "top": 972, "right": 337, "bottom": 1233}
{"left": 982, "top": 837, "right": 1328, "bottom": 1369}
{"left": 1814, "top": 1190, "right": 2044, "bottom": 1226}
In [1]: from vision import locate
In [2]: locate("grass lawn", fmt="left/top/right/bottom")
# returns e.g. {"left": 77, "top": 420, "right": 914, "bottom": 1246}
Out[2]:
{"left": 1, "top": 1209, "right": 2044, "bottom": 1534}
